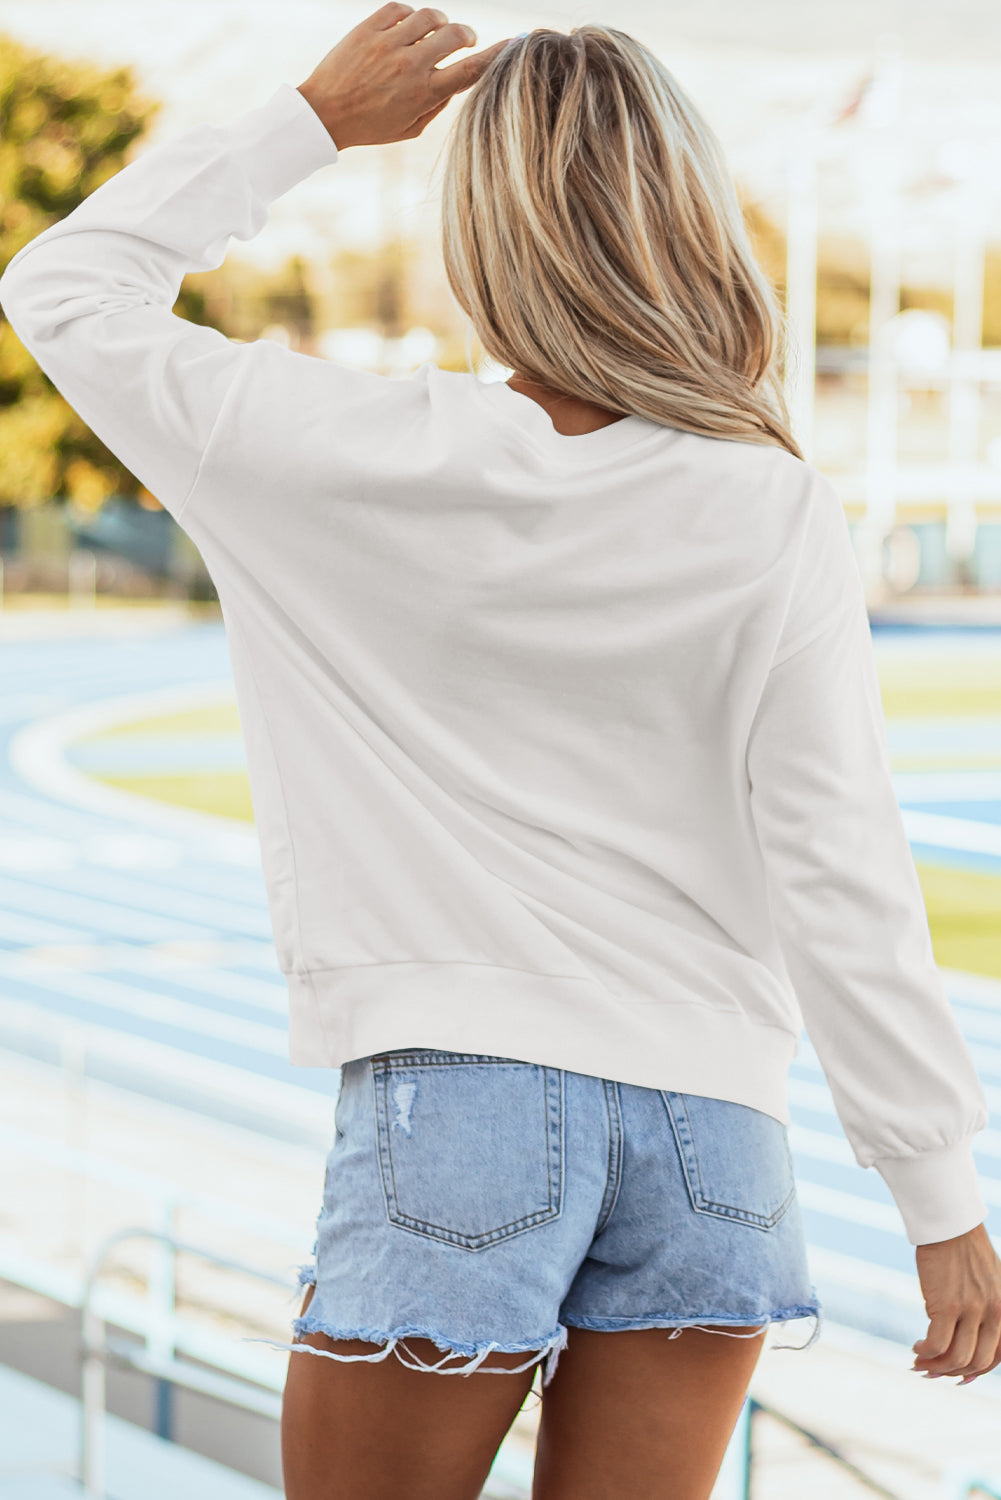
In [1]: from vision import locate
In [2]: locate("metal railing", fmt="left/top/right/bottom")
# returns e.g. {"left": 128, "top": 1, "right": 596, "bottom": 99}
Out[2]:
{"left": 1, "top": 1048, "right": 994, "bottom": 1500}
{"left": 79, "top": 1224, "right": 292, "bottom": 1498}
{"left": 0, "top": 1109, "right": 537, "bottom": 1500}
{"left": 736, "top": 1396, "right": 906, "bottom": 1500}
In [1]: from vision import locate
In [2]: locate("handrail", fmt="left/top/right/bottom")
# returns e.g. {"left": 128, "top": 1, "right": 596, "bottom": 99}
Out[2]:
{"left": 1, "top": 1062, "right": 984, "bottom": 1499}
{"left": 737, "top": 1396, "right": 907, "bottom": 1500}
{"left": 79, "top": 1222, "right": 293, "bottom": 1499}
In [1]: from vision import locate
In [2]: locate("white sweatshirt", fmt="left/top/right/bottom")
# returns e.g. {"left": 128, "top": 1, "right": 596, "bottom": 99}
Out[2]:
{"left": 0, "top": 81, "right": 989, "bottom": 1247}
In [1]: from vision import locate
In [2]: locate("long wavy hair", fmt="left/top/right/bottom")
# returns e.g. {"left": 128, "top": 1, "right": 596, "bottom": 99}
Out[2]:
{"left": 438, "top": 25, "right": 802, "bottom": 460}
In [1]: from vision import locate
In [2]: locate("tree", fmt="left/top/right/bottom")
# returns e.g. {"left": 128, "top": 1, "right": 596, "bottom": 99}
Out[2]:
{"left": 0, "top": 34, "right": 214, "bottom": 512}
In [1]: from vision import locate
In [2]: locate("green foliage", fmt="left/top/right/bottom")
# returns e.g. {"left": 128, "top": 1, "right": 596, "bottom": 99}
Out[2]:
{"left": 0, "top": 34, "right": 166, "bottom": 508}
{"left": 0, "top": 33, "right": 166, "bottom": 510}
{"left": 0, "top": 35, "right": 262, "bottom": 513}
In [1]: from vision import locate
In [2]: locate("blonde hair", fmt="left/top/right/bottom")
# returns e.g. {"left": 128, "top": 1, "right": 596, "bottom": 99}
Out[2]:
{"left": 439, "top": 25, "right": 802, "bottom": 460}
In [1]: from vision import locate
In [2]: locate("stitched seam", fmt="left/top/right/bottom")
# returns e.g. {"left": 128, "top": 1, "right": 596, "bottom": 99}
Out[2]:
{"left": 595, "top": 1079, "right": 623, "bottom": 1235}
{"left": 286, "top": 958, "right": 596, "bottom": 982}
{"left": 174, "top": 337, "right": 258, "bottom": 525}
{"left": 230, "top": 611, "right": 337, "bottom": 1058}
{"left": 372, "top": 1058, "right": 561, "bottom": 1249}
{"left": 768, "top": 582, "right": 861, "bottom": 671}
{"left": 663, "top": 1091, "right": 793, "bottom": 1228}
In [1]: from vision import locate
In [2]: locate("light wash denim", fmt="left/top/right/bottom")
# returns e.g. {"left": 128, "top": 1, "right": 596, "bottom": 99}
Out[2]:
{"left": 263, "top": 1049, "right": 822, "bottom": 1385}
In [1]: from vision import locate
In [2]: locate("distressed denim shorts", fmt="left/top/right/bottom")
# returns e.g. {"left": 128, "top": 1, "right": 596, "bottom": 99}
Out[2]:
{"left": 266, "top": 1049, "right": 822, "bottom": 1386}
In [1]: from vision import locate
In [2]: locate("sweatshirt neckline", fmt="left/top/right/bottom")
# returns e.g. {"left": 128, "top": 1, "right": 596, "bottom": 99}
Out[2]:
{"left": 467, "top": 373, "right": 667, "bottom": 457}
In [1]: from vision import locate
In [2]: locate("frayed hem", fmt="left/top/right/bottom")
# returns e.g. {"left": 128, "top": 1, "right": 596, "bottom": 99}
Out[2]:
{"left": 244, "top": 1320, "right": 569, "bottom": 1386}
{"left": 562, "top": 1302, "right": 823, "bottom": 1351}
{"left": 771, "top": 1302, "right": 823, "bottom": 1351}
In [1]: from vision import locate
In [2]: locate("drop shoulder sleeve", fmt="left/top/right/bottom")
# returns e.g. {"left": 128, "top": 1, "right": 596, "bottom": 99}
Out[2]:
{"left": 746, "top": 474, "right": 989, "bottom": 1246}
{"left": 0, "top": 83, "right": 339, "bottom": 522}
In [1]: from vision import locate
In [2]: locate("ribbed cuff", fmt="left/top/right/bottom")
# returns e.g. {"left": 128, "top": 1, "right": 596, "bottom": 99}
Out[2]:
{"left": 233, "top": 82, "right": 340, "bottom": 205}
{"left": 873, "top": 1138, "right": 988, "bottom": 1246}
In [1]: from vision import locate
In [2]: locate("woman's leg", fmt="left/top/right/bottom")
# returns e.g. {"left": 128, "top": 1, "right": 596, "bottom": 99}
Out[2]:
{"left": 532, "top": 1323, "right": 766, "bottom": 1500}
{"left": 281, "top": 1282, "right": 540, "bottom": 1500}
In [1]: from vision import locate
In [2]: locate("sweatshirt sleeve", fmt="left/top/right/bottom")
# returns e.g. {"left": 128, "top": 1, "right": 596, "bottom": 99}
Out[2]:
{"left": 746, "top": 472, "right": 990, "bottom": 1247}
{"left": 0, "top": 82, "right": 339, "bottom": 523}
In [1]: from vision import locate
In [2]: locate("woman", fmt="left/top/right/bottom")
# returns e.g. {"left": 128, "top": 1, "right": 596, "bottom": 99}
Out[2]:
{"left": 2, "top": 8, "right": 999, "bottom": 1498}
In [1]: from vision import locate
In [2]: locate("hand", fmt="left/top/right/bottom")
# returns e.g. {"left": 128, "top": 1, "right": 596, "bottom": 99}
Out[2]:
{"left": 912, "top": 1221, "right": 1001, "bottom": 1384}
{"left": 296, "top": 1, "right": 512, "bottom": 150}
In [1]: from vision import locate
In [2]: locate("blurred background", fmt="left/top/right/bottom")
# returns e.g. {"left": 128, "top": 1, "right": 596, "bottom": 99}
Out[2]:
{"left": 1, "top": 1, "right": 1000, "bottom": 1496}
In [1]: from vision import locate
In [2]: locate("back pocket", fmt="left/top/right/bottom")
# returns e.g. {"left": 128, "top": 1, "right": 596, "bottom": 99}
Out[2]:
{"left": 372, "top": 1051, "right": 564, "bottom": 1251}
{"left": 660, "top": 1090, "right": 796, "bottom": 1231}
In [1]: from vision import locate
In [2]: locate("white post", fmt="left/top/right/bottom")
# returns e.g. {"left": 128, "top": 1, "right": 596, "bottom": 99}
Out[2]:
{"left": 148, "top": 1196, "right": 178, "bottom": 1440}
{"left": 69, "top": 548, "right": 98, "bottom": 608}
{"left": 80, "top": 1298, "right": 106, "bottom": 1498}
{"left": 860, "top": 45, "right": 904, "bottom": 597}
{"left": 784, "top": 134, "right": 819, "bottom": 464}
{"left": 60, "top": 1031, "right": 88, "bottom": 1257}
{"left": 946, "top": 173, "right": 986, "bottom": 579}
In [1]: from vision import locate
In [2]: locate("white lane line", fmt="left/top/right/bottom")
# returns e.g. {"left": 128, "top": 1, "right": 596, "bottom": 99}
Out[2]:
{"left": 787, "top": 1072, "right": 1001, "bottom": 1146}
{"left": 0, "top": 870, "right": 270, "bottom": 941}
{"left": 0, "top": 831, "right": 188, "bottom": 872}
{"left": 948, "top": 1004, "right": 1001, "bottom": 1045}
{"left": 902, "top": 807, "right": 1001, "bottom": 855}
{"left": 894, "top": 771, "right": 1001, "bottom": 801}
{"left": 6, "top": 680, "right": 260, "bottom": 861}
{"left": 0, "top": 998, "right": 336, "bottom": 1136}
{"left": 941, "top": 969, "right": 1001, "bottom": 1009}
{"left": 0, "top": 910, "right": 98, "bottom": 945}
{"left": 800, "top": 1170, "right": 1001, "bottom": 1224}
{"left": 795, "top": 1180, "right": 902, "bottom": 1232}
{"left": 0, "top": 863, "right": 269, "bottom": 934}
{"left": 0, "top": 873, "right": 219, "bottom": 942}
{"left": 805, "top": 1244, "right": 923, "bottom": 1305}
{"left": 19, "top": 939, "right": 286, "bottom": 1000}
{"left": 16, "top": 944, "right": 287, "bottom": 1015}
{"left": 0, "top": 952, "right": 288, "bottom": 1056}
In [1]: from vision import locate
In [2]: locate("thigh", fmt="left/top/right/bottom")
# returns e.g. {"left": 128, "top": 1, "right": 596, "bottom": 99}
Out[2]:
{"left": 532, "top": 1322, "right": 765, "bottom": 1500}
{"left": 281, "top": 1049, "right": 603, "bottom": 1500}
{"left": 282, "top": 1283, "right": 539, "bottom": 1500}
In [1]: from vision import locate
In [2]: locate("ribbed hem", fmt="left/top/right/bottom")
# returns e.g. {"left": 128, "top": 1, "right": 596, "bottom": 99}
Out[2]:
{"left": 873, "top": 1138, "right": 988, "bottom": 1246}
{"left": 284, "top": 961, "right": 799, "bottom": 1126}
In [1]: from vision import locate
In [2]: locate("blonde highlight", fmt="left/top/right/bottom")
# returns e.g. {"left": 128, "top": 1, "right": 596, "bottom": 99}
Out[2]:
{"left": 439, "top": 26, "right": 802, "bottom": 460}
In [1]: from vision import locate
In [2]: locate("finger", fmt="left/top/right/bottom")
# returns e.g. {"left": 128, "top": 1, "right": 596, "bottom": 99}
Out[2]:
{"left": 912, "top": 1310, "right": 960, "bottom": 1367}
{"left": 958, "top": 1314, "right": 1001, "bottom": 1384}
{"left": 963, "top": 1343, "right": 1001, "bottom": 1384}
{"left": 369, "top": 1, "right": 416, "bottom": 31}
{"left": 918, "top": 1314, "right": 980, "bottom": 1377}
{"left": 392, "top": 5, "right": 450, "bottom": 44}
{"left": 416, "top": 18, "right": 479, "bottom": 68}
{"left": 427, "top": 36, "right": 511, "bottom": 101}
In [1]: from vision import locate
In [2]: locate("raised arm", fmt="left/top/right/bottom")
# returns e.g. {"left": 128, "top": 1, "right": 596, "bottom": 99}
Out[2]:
{"left": 0, "top": 6, "right": 508, "bottom": 526}
{"left": 0, "top": 83, "right": 340, "bottom": 522}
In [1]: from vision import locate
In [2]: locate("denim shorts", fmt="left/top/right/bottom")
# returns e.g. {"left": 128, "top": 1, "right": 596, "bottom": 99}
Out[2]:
{"left": 264, "top": 1049, "right": 822, "bottom": 1386}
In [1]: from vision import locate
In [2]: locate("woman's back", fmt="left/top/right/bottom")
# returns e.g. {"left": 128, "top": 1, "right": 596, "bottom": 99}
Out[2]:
{"left": 176, "top": 347, "right": 821, "bottom": 1093}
